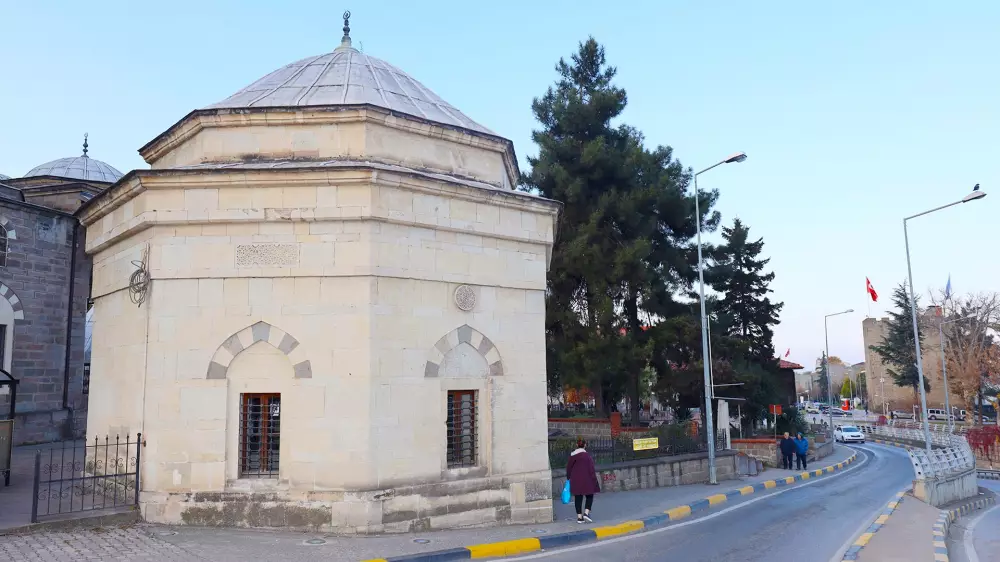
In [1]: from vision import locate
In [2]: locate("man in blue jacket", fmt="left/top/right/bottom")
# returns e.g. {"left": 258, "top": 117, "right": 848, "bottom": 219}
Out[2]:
{"left": 794, "top": 433, "right": 809, "bottom": 470}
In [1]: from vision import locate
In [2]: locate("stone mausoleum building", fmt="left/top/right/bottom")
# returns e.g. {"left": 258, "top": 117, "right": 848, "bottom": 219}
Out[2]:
{"left": 0, "top": 137, "right": 123, "bottom": 444}
{"left": 81, "top": 15, "right": 560, "bottom": 532}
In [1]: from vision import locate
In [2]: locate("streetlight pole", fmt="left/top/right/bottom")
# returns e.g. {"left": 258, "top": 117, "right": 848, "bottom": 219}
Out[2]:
{"left": 694, "top": 151, "right": 747, "bottom": 485}
{"left": 904, "top": 185, "right": 986, "bottom": 450}
{"left": 825, "top": 309, "right": 854, "bottom": 431}
{"left": 939, "top": 313, "right": 977, "bottom": 432}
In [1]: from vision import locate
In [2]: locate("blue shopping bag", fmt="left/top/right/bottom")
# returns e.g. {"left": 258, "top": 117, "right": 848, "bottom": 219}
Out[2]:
{"left": 561, "top": 480, "right": 572, "bottom": 505}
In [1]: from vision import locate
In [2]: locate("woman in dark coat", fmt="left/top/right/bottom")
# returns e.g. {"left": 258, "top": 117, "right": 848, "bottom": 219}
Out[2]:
{"left": 565, "top": 439, "right": 600, "bottom": 523}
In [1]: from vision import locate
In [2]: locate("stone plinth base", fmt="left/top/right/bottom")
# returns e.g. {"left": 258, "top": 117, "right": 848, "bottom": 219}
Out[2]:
{"left": 140, "top": 470, "right": 553, "bottom": 534}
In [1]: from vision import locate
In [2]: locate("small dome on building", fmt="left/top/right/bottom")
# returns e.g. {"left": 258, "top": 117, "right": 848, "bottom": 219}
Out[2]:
{"left": 0, "top": 174, "right": 9, "bottom": 181}
{"left": 25, "top": 134, "right": 124, "bottom": 183}
{"left": 206, "top": 13, "right": 493, "bottom": 136}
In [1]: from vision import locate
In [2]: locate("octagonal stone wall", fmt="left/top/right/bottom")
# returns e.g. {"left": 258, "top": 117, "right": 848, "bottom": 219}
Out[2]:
{"left": 82, "top": 157, "right": 558, "bottom": 532}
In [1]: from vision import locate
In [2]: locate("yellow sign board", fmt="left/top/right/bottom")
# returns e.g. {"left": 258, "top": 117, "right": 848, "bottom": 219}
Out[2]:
{"left": 632, "top": 437, "right": 659, "bottom": 451}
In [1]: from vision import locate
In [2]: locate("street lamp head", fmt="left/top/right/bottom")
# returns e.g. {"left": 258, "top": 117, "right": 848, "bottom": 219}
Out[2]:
{"left": 724, "top": 152, "right": 748, "bottom": 164}
{"left": 845, "top": 309, "right": 855, "bottom": 313}
{"left": 962, "top": 185, "right": 986, "bottom": 203}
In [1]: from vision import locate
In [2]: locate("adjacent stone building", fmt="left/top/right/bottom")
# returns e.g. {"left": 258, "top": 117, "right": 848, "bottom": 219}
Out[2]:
{"left": 863, "top": 308, "right": 948, "bottom": 414}
{"left": 0, "top": 138, "right": 122, "bottom": 444}
{"left": 81, "top": 15, "right": 560, "bottom": 533}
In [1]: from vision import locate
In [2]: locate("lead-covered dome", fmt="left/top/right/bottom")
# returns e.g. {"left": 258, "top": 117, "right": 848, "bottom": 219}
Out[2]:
{"left": 25, "top": 135, "right": 123, "bottom": 183}
{"left": 206, "top": 15, "right": 494, "bottom": 136}
{"left": 26, "top": 157, "right": 123, "bottom": 183}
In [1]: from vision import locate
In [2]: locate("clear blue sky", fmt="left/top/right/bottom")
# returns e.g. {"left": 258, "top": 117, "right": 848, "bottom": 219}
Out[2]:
{"left": 1, "top": 1, "right": 997, "bottom": 369}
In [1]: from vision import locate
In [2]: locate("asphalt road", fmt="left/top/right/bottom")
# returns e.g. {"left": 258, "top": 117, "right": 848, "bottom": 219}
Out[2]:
{"left": 949, "top": 480, "right": 1000, "bottom": 562}
{"left": 505, "top": 444, "right": 914, "bottom": 562}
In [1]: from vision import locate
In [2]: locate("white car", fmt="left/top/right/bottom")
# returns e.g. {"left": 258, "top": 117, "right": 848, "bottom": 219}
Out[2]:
{"left": 835, "top": 425, "right": 866, "bottom": 443}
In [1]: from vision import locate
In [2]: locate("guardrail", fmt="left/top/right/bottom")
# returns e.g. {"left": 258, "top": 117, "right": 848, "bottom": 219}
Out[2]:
{"left": 856, "top": 424, "right": 975, "bottom": 480}
{"left": 979, "top": 469, "right": 1000, "bottom": 481}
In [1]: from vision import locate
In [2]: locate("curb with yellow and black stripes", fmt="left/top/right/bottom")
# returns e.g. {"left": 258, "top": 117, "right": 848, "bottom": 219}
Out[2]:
{"left": 932, "top": 492, "right": 997, "bottom": 562}
{"left": 840, "top": 489, "right": 907, "bottom": 561}
{"left": 361, "top": 451, "right": 860, "bottom": 562}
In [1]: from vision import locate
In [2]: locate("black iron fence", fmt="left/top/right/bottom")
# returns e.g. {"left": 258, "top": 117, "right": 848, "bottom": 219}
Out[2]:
{"left": 549, "top": 423, "right": 722, "bottom": 469}
{"left": 32, "top": 434, "right": 143, "bottom": 522}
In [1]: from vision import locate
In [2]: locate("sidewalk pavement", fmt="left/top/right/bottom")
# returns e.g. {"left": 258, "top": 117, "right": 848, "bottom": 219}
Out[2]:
{"left": 0, "top": 445, "right": 858, "bottom": 562}
{"left": 857, "top": 489, "right": 997, "bottom": 562}
{"left": 856, "top": 491, "right": 941, "bottom": 562}
{"left": 149, "top": 445, "right": 859, "bottom": 562}
{"left": 0, "top": 444, "right": 49, "bottom": 530}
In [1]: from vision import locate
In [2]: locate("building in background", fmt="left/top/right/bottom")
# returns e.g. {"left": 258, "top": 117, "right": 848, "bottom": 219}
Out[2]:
{"left": 777, "top": 359, "right": 804, "bottom": 406}
{"left": 862, "top": 308, "right": 948, "bottom": 414}
{"left": 0, "top": 137, "right": 121, "bottom": 444}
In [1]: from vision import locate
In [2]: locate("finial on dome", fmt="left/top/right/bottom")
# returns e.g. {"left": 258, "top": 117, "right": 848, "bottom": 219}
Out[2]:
{"left": 340, "top": 10, "right": 352, "bottom": 48}
{"left": 82, "top": 133, "right": 89, "bottom": 157}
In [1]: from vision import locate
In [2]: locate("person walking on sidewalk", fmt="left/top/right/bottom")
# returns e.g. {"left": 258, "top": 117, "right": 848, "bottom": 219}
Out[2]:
{"left": 779, "top": 432, "right": 797, "bottom": 470}
{"left": 565, "top": 439, "right": 600, "bottom": 523}
{"left": 794, "top": 432, "right": 809, "bottom": 470}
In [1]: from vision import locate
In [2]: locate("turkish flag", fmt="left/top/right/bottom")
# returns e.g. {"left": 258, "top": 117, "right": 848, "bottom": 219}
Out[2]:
{"left": 866, "top": 278, "right": 878, "bottom": 302}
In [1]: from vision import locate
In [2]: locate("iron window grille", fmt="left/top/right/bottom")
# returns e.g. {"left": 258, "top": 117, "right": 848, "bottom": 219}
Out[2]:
{"left": 446, "top": 390, "right": 478, "bottom": 468}
{"left": 239, "top": 393, "right": 281, "bottom": 478}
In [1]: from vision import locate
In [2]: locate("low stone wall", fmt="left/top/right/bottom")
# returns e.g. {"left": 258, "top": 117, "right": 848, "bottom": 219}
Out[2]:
{"left": 731, "top": 439, "right": 778, "bottom": 467}
{"left": 912, "top": 467, "right": 979, "bottom": 507}
{"left": 551, "top": 450, "right": 737, "bottom": 495}
{"left": 548, "top": 418, "right": 653, "bottom": 439}
{"left": 731, "top": 436, "right": 831, "bottom": 468}
{"left": 8, "top": 407, "right": 85, "bottom": 445}
{"left": 813, "top": 439, "right": 834, "bottom": 461}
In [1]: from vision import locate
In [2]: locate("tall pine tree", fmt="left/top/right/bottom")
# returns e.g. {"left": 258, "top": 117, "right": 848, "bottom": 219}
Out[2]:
{"left": 710, "top": 218, "right": 783, "bottom": 362}
{"left": 521, "top": 38, "right": 639, "bottom": 415}
{"left": 816, "top": 352, "right": 830, "bottom": 401}
{"left": 869, "top": 283, "right": 930, "bottom": 397}
{"left": 523, "top": 38, "right": 714, "bottom": 421}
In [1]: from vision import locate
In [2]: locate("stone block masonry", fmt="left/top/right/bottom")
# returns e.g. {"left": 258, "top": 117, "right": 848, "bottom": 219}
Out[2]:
{"left": 551, "top": 451, "right": 738, "bottom": 496}
{"left": 0, "top": 201, "right": 90, "bottom": 445}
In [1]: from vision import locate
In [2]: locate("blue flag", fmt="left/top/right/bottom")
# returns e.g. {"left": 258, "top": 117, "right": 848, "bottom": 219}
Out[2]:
{"left": 945, "top": 275, "right": 952, "bottom": 299}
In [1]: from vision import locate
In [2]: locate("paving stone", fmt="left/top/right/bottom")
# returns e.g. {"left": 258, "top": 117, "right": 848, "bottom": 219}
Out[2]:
{"left": 0, "top": 528, "right": 205, "bottom": 562}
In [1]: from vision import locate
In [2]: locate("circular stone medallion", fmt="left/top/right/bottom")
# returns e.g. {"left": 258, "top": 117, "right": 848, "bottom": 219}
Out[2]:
{"left": 454, "top": 285, "right": 476, "bottom": 311}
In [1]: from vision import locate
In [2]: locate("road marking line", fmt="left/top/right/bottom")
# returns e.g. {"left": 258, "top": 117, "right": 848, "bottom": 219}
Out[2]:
{"left": 505, "top": 448, "right": 873, "bottom": 561}
{"left": 961, "top": 495, "right": 999, "bottom": 562}
{"left": 828, "top": 444, "right": 914, "bottom": 562}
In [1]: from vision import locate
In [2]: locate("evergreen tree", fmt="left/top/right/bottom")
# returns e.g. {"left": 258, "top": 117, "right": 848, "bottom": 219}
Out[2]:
{"left": 523, "top": 37, "right": 713, "bottom": 421}
{"left": 709, "top": 218, "right": 783, "bottom": 362}
{"left": 839, "top": 378, "right": 856, "bottom": 400}
{"left": 816, "top": 352, "right": 830, "bottom": 401}
{"left": 869, "top": 283, "right": 930, "bottom": 396}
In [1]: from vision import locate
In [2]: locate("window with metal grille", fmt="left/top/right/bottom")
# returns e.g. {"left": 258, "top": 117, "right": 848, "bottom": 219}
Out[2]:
{"left": 239, "top": 393, "right": 281, "bottom": 478}
{"left": 446, "top": 390, "right": 478, "bottom": 468}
